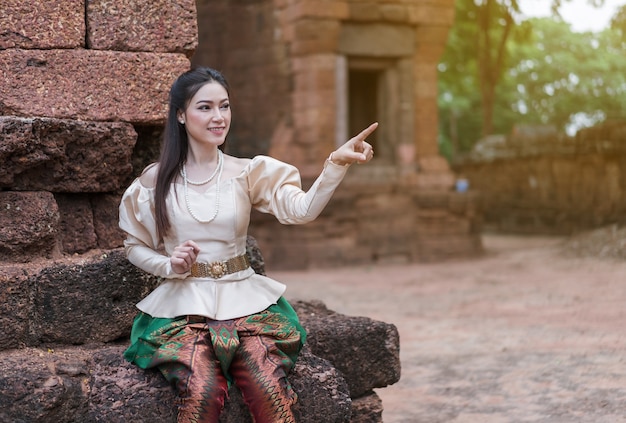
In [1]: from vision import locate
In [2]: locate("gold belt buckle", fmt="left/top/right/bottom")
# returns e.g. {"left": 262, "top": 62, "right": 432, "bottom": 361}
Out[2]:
{"left": 207, "top": 261, "right": 227, "bottom": 278}
{"left": 190, "top": 254, "right": 250, "bottom": 278}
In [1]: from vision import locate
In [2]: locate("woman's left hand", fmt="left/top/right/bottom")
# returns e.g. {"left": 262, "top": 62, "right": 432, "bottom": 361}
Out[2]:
{"left": 329, "top": 122, "right": 378, "bottom": 166}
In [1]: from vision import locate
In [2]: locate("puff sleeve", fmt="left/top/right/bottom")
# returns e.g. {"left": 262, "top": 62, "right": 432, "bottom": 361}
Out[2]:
{"left": 118, "top": 179, "right": 188, "bottom": 279}
{"left": 246, "top": 156, "right": 349, "bottom": 224}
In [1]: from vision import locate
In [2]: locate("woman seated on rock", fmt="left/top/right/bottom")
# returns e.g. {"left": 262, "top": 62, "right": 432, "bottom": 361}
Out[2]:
{"left": 118, "top": 66, "right": 376, "bottom": 423}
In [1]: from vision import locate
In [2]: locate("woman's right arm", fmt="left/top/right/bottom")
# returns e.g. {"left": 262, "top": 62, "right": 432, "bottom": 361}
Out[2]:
{"left": 118, "top": 166, "right": 191, "bottom": 279}
{"left": 124, "top": 235, "right": 195, "bottom": 279}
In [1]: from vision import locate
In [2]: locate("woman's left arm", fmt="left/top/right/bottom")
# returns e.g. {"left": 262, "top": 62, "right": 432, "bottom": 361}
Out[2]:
{"left": 249, "top": 122, "right": 377, "bottom": 224}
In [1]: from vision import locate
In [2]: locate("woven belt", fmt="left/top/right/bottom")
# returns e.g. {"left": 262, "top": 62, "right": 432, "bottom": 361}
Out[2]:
{"left": 190, "top": 254, "right": 250, "bottom": 278}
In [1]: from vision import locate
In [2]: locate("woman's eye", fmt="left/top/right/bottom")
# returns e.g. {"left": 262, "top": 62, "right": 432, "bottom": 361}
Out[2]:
{"left": 220, "top": 103, "right": 230, "bottom": 110}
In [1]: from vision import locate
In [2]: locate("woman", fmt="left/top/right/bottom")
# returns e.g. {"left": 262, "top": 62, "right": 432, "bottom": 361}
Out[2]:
{"left": 119, "top": 67, "right": 376, "bottom": 423}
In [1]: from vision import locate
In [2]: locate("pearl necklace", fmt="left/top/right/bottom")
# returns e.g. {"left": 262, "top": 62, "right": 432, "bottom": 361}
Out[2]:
{"left": 181, "top": 153, "right": 221, "bottom": 185}
{"left": 181, "top": 150, "right": 223, "bottom": 223}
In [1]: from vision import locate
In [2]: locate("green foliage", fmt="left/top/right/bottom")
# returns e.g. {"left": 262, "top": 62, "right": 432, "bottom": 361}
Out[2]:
{"left": 511, "top": 17, "right": 626, "bottom": 130}
{"left": 438, "top": 0, "right": 624, "bottom": 160}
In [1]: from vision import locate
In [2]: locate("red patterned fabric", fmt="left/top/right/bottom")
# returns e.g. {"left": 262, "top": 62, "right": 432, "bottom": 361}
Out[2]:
{"left": 132, "top": 307, "right": 302, "bottom": 422}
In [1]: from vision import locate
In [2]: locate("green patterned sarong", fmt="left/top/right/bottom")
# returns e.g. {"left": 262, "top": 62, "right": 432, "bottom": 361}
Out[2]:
{"left": 123, "top": 297, "right": 306, "bottom": 383}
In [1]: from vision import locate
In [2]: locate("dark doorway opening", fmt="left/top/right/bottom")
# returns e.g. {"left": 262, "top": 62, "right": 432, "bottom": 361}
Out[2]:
{"left": 348, "top": 69, "right": 380, "bottom": 151}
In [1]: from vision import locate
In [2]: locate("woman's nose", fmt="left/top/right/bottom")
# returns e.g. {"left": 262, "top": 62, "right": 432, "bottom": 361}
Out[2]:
{"left": 212, "top": 109, "right": 224, "bottom": 121}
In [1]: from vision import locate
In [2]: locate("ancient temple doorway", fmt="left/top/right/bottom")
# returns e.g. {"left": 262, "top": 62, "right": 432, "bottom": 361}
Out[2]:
{"left": 339, "top": 56, "right": 408, "bottom": 168}
{"left": 348, "top": 68, "right": 380, "bottom": 153}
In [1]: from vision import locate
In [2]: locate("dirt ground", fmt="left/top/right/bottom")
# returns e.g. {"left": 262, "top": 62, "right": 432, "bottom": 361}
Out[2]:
{"left": 272, "top": 233, "right": 626, "bottom": 423}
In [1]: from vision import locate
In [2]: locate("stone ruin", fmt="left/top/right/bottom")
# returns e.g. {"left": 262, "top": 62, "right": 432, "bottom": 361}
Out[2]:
{"left": 0, "top": 238, "right": 400, "bottom": 422}
{"left": 192, "top": 0, "right": 483, "bottom": 269}
{"left": 1, "top": 1, "right": 400, "bottom": 421}
{"left": 454, "top": 121, "right": 626, "bottom": 234}
{"left": 1, "top": 0, "right": 482, "bottom": 269}
{"left": 1, "top": 1, "right": 486, "bottom": 420}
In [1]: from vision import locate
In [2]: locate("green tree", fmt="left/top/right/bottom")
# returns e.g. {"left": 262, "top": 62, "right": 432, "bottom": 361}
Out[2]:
{"left": 509, "top": 17, "right": 626, "bottom": 132}
{"left": 439, "top": 0, "right": 609, "bottom": 159}
{"left": 610, "top": 3, "right": 626, "bottom": 36}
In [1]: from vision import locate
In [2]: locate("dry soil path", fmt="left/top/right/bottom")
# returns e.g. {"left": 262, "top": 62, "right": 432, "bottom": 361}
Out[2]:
{"left": 272, "top": 234, "right": 626, "bottom": 423}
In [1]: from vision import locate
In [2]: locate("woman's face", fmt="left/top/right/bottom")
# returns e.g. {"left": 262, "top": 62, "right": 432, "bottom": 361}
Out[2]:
{"left": 180, "top": 81, "right": 231, "bottom": 148}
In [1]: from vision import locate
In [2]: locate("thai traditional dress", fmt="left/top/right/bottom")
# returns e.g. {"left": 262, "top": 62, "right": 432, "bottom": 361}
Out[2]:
{"left": 118, "top": 155, "right": 348, "bottom": 423}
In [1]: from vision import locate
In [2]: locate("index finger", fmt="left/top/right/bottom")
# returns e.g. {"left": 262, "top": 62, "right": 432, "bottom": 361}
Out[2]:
{"left": 354, "top": 122, "right": 378, "bottom": 141}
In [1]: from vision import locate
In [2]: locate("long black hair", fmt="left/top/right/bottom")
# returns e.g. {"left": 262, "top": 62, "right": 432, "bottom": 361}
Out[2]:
{"left": 154, "top": 67, "right": 230, "bottom": 239}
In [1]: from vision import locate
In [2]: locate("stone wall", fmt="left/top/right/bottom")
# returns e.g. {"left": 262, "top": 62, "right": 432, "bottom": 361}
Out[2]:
{"left": 194, "top": 0, "right": 456, "bottom": 178}
{"left": 0, "top": 241, "right": 400, "bottom": 422}
{"left": 251, "top": 172, "right": 483, "bottom": 269}
{"left": 1, "top": 3, "right": 401, "bottom": 421}
{"left": 454, "top": 121, "right": 626, "bottom": 234}
{"left": 192, "top": 0, "right": 483, "bottom": 269}
{"left": 1, "top": 0, "right": 482, "bottom": 270}
{"left": 1, "top": 0, "right": 195, "bottom": 261}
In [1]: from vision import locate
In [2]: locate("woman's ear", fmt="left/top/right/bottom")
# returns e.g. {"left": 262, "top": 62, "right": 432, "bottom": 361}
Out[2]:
{"left": 177, "top": 111, "right": 185, "bottom": 125}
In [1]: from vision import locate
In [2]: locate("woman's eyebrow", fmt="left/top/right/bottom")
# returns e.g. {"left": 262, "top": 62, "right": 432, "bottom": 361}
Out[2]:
{"left": 195, "top": 98, "right": 229, "bottom": 104}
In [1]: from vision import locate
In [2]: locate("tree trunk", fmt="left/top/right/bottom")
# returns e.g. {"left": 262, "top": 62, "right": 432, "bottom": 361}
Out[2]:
{"left": 476, "top": 0, "right": 514, "bottom": 137}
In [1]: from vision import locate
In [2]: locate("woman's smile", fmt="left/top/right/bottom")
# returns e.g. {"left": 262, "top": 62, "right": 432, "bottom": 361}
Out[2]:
{"left": 180, "top": 81, "right": 231, "bottom": 147}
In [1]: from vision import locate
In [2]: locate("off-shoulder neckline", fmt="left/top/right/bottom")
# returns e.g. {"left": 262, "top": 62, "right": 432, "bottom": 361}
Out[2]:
{"left": 131, "top": 155, "right": 273, "bottom": 191}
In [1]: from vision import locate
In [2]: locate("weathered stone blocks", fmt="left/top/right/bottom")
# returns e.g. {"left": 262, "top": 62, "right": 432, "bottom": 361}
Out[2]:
{"left": 0, "top": 191, "right": 60, "bottom": 261}
{"left": 0, "top": 116, "right": 137, "bottom": 192}
{"left": 87, "top": 0, "right": 198, "bottom": 55}
{"left": 0, "top": 265, "right": 34, "bottom": 350}
{"left": 294, "top": 300, "right": 401, "bottom": 398}
{"left": 0, "top": 249, "right": 159, "bottom": 347}
{"left": 0, "top": 238, "right": 399, "bottom": 422}
{"left": 56, "top": 193, "right": 130, "bottom": 254}
{"left": 92, "top": 194, "right": 128, "bottom": 249}
{"left": 55, "top": 194, "right": 98, "bottom": 254}
{"left": 0, "top": 1, "right": 85, "bottom": 49}
{"left": 0, "top": 49, "right": 190, "bottom": 123}
{"left": 251, "top": 181, "right": 483, "bottom": 270}
{"left": 0, "top": 344, "right": 354, "bottom": 423}
{"left": 31, "top": 252, "right": 145, "bottom": 344}
{"left": 0, "top": 305, "right": 396, "bottom": 422}
{"left": 455, "top": 121, "right": 626, "bottom": 234}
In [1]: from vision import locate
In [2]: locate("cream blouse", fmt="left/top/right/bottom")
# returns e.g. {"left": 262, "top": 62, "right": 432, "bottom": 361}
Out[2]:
{"left": 119, "top": 155, "right": 349, "bottom": 320}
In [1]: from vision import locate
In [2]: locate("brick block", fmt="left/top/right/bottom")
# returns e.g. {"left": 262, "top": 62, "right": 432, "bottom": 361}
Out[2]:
{"left": 293, "top": 67, "right": 336, "bottom": 93}
{"left": 285, "top": 1, "right": 349, "bottom": 21}
{"left": 339, "top": 22, "right": 415, "bottom": 57}
{"left": 414, "top": 190, "right": 450, "bottom": 209}
{"left": 348, "top": 2, "right": 381, "bottom": 21}
{"left": 0, "top": 49, "right": 190, "bottom": 123}
{"left": 87, "top": 0, "right": 198, "bottom": 55}
{"left": 0, "top": 266, "right": 33, "bottom": 349}
{"left": 408, "top": 3, "right": 456, "bottom": 26}
{"left": 418, "top": 155, "right": 451, "bottom": 172}
{"left": 55, "top": 194, "right": 98, "bottom": 254}
{"left": 92, "top": 194, "right": 126, "bottom": 250}
{"left": 0, "top": 0, "right": 84, "bottom": 49}
{"left": 292, "top": 18, "right": 340, "bottom": 41}
{"left": 293, "top": 108, "right": 335, "bottom": 144}
{"left": 290, "top": 37, "right": 339, "bottom": 56}
{"left": 379, "top": 4, "right": 409, "bottom": 22}
{"left": 0, "top": 117, "right": 136, "bottom": 192}
{"left": 291, "top": 54, "right": 337, "bottom": 72}
{"left": 413, "top": 171, "right": 455, "bottom": 190}
{"left": 415, "top": 210, "right": 473, "bottom": 235}
{"left": 30, "top": 250, "right": 159, "bottom": 345}
{"left": 0, "top": 191, "right": 60, "bottom": 262}
{"left": 292, "top": 88, "right": 335, "bottom": 111}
